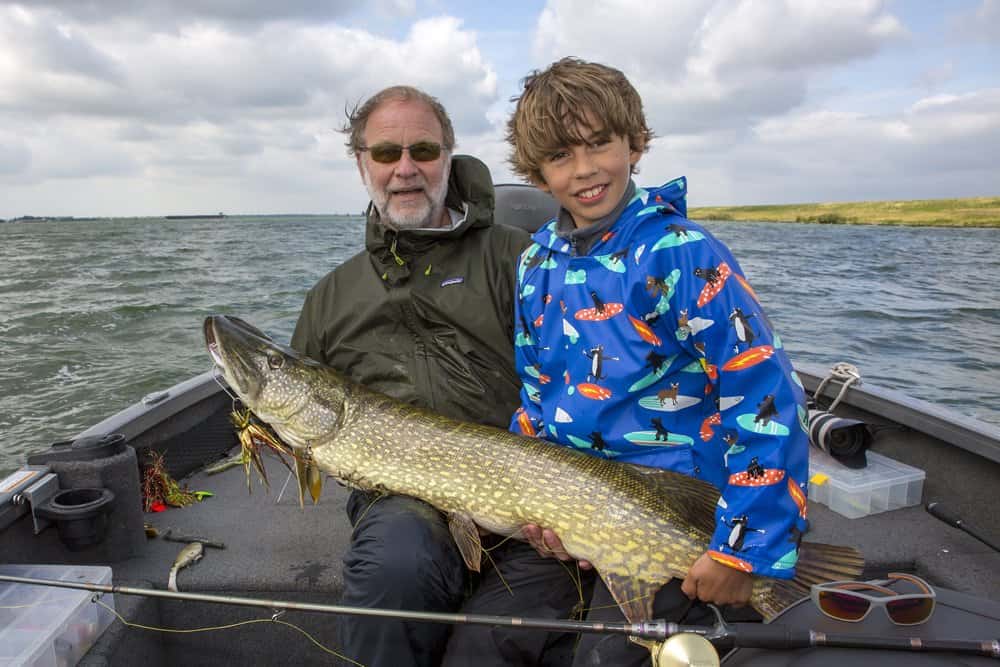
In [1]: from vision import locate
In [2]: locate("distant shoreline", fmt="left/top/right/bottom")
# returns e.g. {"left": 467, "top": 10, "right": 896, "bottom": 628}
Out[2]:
{"left": 0, "top": 213, "right": 362, "bottom": 223}
{"left": 688, "top": 196, "right": 1000, "bottom": 228}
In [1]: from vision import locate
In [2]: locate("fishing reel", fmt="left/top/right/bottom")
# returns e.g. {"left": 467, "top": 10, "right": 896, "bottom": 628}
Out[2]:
{"left": 642, "top": 604, "right": 727, "bottom": 667}
{"left": 652, "top": 633, "right": 720, "bottom": 667}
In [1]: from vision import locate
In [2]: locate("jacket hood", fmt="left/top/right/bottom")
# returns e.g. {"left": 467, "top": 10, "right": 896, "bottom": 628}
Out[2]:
{"left": 365, "top": 155, "right": 495, "bottom": 282}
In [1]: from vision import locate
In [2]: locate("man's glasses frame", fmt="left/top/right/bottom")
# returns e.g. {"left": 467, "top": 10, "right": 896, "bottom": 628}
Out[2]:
{"left": 811, "top": 572, "right": 936, "bottom": 625}
{"left": 359, "top": 141, "right": 444, "bottom": 164}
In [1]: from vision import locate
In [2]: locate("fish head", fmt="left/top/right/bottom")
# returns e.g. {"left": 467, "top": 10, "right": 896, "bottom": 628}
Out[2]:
{"left": 204, "top": 315, "right": 344, "bottom": 451}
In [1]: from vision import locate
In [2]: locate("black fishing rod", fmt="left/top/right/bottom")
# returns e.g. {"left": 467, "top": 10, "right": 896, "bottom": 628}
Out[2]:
{"left": 0, "top": 573, "right": 668, "bottom": 640}
{"left": 2, "top": 574, "right": 998, "bottom": 662}
{"left": 686, "top": 607, "right": 1000, "bottom": 658}
{"left": 927, "top": 501, "right": 1000, "bottom": 553}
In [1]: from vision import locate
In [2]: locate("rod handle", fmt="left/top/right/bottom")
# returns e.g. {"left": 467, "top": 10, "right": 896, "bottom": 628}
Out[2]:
{"left": 926, "top": 501, "right": 962, "bottom": 527}
{"left": 926, "top": 501, "right": 1000, "bottom": 553}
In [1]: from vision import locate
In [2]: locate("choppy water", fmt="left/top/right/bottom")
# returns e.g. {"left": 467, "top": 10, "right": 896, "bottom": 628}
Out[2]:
{"left": 1, "top": 215, "right": 997, "bottom": 476}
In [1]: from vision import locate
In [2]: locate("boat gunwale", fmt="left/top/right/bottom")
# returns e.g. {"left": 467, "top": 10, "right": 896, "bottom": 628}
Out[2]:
{"left": 795, "top": 362, "right": 1000, "bottom": 465}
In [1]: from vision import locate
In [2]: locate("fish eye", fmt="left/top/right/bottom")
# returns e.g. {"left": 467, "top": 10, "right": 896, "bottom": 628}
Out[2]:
{"left": 266, "top": 351, "right": 284, "bottom": 369}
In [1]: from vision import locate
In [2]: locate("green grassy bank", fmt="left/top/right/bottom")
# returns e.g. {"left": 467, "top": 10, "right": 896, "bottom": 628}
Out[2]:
{"left": 688, "top": 196, "right": 1000, "bottom": 227}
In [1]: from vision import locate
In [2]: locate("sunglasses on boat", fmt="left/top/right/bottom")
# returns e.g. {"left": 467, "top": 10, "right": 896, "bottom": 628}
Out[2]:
{"left": 359, "top": 141, "right": 444, "bottom": 164}
{"left": 811, "top": 572, "right": 936, "bottom": 625}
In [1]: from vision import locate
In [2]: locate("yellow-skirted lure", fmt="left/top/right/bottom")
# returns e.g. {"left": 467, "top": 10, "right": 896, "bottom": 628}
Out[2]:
{"left": 230, "top": 407, "right": 323, "bottom": 507}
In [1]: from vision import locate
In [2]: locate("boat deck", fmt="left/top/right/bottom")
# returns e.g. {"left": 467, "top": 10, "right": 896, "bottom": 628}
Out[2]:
{"left": 91, "top": 422, "right": 1000, "bottom": 664}
{"left": 3, "top": 381, "right": 1000, "bottom": 665}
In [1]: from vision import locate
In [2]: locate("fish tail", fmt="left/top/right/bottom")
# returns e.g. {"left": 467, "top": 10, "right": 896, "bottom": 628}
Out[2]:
{"left": 753, "top": 541, "right": 864, "bottom": 620}
{"left": 167, "top": 567, "right": 179, "bottom": 592}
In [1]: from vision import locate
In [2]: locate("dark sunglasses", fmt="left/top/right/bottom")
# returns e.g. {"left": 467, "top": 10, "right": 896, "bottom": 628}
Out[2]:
{"left": 359, "top": 141, "right": 443, "bottom": 164}
{"left": 811, "top": 572, "right": 936, "bottom": 625}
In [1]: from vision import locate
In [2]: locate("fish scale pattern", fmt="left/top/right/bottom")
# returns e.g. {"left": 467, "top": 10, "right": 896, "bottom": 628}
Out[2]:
{"left": 302, "top": 384, "right": 807, "bottom": 620}
{"left": 320, "top": 386, "right": 715, "bottom": 584}
{"left": 207, "top": 315, "right": 862, "bottom": 629}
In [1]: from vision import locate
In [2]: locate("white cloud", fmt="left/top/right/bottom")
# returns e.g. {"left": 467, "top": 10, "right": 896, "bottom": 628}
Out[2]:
{"left": 691, "top": 0, "right": 905, "bottom": 74}
{"left": 531, "top": 0, "right": 905, "bottom": 134}
{"left": 0, "top": 2, "right": 996, "bottom": 217}
{"left": 0, "top": 6, "right": 498, "bottom": 216}
{"left": 516, "top": 0, "right": 999, "bottom": 206}
{"left": 5, "top": 1, "right": 364, "bottom": 26}
{"left": 673, "top": 88, "right": 1000, "bottom": 204}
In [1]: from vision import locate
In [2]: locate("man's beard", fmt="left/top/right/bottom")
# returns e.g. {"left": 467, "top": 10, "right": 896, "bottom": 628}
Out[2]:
{"left": 362, "top": 159, "right": 451, "bottom": 230}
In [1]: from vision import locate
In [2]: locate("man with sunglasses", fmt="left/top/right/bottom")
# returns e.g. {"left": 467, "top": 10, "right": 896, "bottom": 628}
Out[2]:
{"left": 291, "top": 86, "right": 530, "bottom": 667}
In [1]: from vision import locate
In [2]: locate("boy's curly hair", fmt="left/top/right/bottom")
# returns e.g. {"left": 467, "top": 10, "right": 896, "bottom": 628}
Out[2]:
{"left": 506, "top": 57, "right": 654, "bottom": 184}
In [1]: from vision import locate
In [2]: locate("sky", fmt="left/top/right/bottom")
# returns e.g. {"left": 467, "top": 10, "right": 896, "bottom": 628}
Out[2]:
{"left": 0, "top": 0, "right": 998, "bottom": 218}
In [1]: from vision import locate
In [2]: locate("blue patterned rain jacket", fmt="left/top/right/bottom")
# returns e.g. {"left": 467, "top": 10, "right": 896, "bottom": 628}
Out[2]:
{"left": 510, "top": 177, "right": 809, "bottom": 578}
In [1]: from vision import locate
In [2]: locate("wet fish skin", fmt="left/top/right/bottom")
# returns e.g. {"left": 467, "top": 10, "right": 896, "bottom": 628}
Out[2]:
{"left": 204, "top": 315, "right": 863, "bottom": 626}
{"left": 167, "top": 541, "right": 203, "bottom": 592}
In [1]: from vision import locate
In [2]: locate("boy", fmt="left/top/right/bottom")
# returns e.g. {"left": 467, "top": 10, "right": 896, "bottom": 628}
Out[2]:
{"left": 506, "top": 57, "right": 808, "bottom": 664}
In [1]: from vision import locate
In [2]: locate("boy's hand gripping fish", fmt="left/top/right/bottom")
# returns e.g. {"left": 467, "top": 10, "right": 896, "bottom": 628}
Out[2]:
{"left": 204, "top": 315, "right": 863, "bottom": 648}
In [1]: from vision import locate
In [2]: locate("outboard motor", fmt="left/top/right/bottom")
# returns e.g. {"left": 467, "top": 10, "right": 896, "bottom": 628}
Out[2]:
{"left": 26, "top": 433, "right": 145, "bottom": 557}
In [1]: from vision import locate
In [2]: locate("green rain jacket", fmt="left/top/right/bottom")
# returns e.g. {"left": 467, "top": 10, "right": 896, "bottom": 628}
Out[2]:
{"left": 291, "top": 155, "right": 531, "bottom": 429}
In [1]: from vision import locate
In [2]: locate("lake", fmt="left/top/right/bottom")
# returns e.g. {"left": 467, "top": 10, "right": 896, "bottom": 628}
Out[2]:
{"left": 1, "top": 215, "right": 997, "bottom": 476}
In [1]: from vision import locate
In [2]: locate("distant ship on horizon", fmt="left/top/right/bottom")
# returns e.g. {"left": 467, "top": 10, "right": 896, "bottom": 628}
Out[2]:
{"left": 164, "top": 212, "right": 226, "bottom": 220}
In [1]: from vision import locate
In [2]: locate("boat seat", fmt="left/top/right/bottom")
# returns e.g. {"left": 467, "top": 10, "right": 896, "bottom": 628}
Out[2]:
{"left": 494, "top": 183, "right": 559, "bottom": 233}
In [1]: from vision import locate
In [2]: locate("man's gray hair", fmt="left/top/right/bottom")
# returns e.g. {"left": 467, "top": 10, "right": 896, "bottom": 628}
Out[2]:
{"left": 342, "top": 86, "right": 456, "bottom": 157}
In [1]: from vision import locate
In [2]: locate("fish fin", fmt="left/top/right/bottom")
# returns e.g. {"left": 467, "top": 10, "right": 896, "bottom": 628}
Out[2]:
{"left": 623, "top": 463, "right": 719, "bottom": 536}
{"left": 448, "top": 513, "right": 483, "bottom": 572}
{"left": 600, "top": 572, "right": 661, "bottom": 623}
{"left": 753, "top": 541, "right": 865, "bottom": 620}
{"left": 167, "top": 567, "right": 178, "bottom": 592}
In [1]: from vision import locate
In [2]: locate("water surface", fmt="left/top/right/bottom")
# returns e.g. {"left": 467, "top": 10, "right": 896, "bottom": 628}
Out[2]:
{"left": 1, "top": 216, "right": 997, "bottom": 476}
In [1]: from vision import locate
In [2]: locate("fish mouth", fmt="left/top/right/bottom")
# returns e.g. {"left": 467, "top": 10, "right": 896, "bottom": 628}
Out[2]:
{"left": 204, "top": 315, "right": 263, "bottom": 398}
{"left": 204, "top": 318, "right": 224, "bottom": 367}
{"left": 204, "top": 315, "right": 293, "bottom": 393}
{"left": 205, "top": 316, "right": 274, "bottom": 363}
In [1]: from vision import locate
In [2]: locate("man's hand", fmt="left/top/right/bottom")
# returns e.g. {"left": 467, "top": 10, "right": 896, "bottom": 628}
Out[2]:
{"left": 520, "top": 524, "right": 592, "bottom": 570}
{"left": 681, "top": 552, "right": 752, "bottom": 606}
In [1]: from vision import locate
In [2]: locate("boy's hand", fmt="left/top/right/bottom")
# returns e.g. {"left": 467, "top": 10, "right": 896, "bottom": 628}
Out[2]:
{"left": 681, "top": 552, "right": 752, "bottom": 606}
{"left": 520, "top": 524, "right": 593, "bottom": 570}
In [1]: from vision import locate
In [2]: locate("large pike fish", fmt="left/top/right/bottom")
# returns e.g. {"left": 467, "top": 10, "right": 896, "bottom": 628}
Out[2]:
{"left": 204, "top": 315, "right": 862, "bottom": 636}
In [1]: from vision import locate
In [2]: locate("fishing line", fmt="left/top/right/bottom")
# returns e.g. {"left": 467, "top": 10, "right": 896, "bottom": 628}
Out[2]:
{"left": 349, "top": 493, "right": 387, "bottom": 535}
{"left": 275, "top": 469, "right": 293, "bottom": 503}
{"left": 5, "top": 574, "right": 997, "bottom": 659}
{"left": 1, "top": 599, "right": 62, "bottom": 610}
{"left": 583, "top": 592, "right": 656, "bottom": 614}
{"left": 558, "top": 558, "right": 586, "bottom": 619}
{"left": 480, "top": 531, "right": 525, "bottom": 596}
{"left": 89, "top": 595, "right": 364, "bottom": 666}
{"left": 480, "top": 530, "right": 581, "bottom": 599}
{"left": 478, "top": 531, "right": 657, "bottom": 617}
{"left": 211, "top": 370, "right": 239, "bottom": 404}
{"left": 478, "top": 536, "right": 515, "bottom": 597}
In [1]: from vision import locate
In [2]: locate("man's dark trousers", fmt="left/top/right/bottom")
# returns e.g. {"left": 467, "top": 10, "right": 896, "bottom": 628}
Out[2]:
{"left": 339, "top": 491, "right": 467, "bottom": 667}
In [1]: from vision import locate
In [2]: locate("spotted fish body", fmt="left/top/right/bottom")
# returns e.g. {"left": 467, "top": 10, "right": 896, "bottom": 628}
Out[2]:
{"left": 205, "top": 315, "right": 863, "bottom": 628}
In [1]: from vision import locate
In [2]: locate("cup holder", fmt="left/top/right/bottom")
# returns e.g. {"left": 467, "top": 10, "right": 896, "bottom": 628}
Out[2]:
{"left": 37, "top": 487, "right": 116, "bottom": 551}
